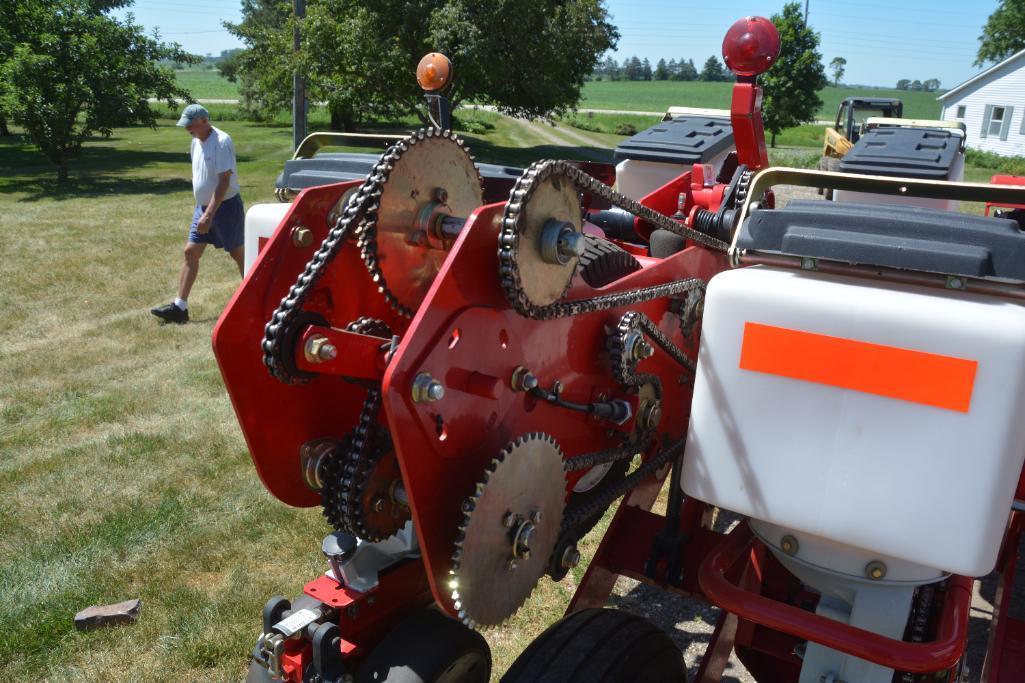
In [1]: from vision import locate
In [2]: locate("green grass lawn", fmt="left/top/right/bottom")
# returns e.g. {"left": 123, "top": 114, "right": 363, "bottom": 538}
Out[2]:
{"left": 0, "top": 112, "right": 632, "bottom": 681}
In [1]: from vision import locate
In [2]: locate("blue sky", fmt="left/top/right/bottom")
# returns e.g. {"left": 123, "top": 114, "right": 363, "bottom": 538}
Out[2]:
{"left": 117, "top": 0, "right": 1001, "bottom": 90}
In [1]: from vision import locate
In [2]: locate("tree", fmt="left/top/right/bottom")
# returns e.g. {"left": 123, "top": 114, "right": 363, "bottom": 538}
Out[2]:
{"left": 699, "top": 55, "right": 727, "bottom": 82}
{"left": 910, "top": 79, "right": 923, "bottom": 91}
{"left": 228, "top": 0, "right": 618, "bottom": 128}
{"left": 896, "top": 78, "right": 911, "bottom": 90}
{"left": 662, "top": 58, "right": 675, "bottom": 80}
{"left": 0, "top": 0, "right": 193, "bottom": 180}
{"left": 829, "top": 56, "right": 846, "bottom": 87}
{"left": 622, "top": 56, "right": 642, "bottom": 80}
{"left": 674, "top": 58, "right": 698, "bottom": 81}
{"left": 641, "top": 57, "right": 653, "bottom": 81}
{"left": 760, "top": 3, "right": 827, "bottom": 147}
{"left": 923, "top": 78, "right": 941, "bottom": 92}
{"left": 976, "top": 0, "right": 1025, "bottom": 65}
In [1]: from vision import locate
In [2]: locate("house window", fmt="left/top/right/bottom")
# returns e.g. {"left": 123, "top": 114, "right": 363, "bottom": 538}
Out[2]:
{"left": 989, "top": 106, "right": 1006, "bottom": 136}
{"left": 955, "top": 105, "right": 966, "bottom": 119}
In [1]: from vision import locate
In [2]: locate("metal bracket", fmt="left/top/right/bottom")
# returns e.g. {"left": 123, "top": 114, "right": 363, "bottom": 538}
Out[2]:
{"left": 326, "top": 523, "right": 420, "bottom": 593}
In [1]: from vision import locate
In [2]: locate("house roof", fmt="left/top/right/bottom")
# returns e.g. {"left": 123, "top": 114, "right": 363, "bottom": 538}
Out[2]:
{"left": 937, "top": 49, "right": 1025, "bottom": 101}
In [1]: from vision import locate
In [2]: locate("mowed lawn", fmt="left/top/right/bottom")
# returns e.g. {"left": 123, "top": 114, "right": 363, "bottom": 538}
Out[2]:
{"left": 0, "top": 113, "right": 634, "bottom": 681}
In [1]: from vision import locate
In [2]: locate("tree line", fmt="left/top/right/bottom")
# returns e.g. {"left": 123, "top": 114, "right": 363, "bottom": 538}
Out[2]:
{"left": 895, "top": 78, "right": 942, "bottom": 92}
{"left": 592, "top": 56, "right": 731, "bottom": 82}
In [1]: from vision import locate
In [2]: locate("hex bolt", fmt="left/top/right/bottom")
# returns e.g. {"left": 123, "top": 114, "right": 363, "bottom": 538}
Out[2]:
{"left": 506, "top": 558, "right": 519, "bottom": 571}
{"left": 291, "top": 225, "right": 314, "bottom": 248}
{"left": 412, "top": 373, "right": 445, "bottom": 403}
{"left": 530, "top": 510, "right": 543, "bottom": 525}
{"left": 304, "top": 335, "right": 338, "bottom": 363}
{"left": 561, "top": 545, "right": 581, "bottom": 570}
{"left": 503, "top": 511, "right": 517, "bottom": 528}
{"left": 780, "top": 535, "right": 799, "bottom": 555}
{"left": 865, "top": 560, "right": 887, "bottom": 581}
{"left": 434, "top": 187, "right": 449, "bottom": 204}
{"left": 511, "top": 366, "right": 539, "bottom": 392}
{"left": 370, "top": 496, "right": 386, "bottom": 513}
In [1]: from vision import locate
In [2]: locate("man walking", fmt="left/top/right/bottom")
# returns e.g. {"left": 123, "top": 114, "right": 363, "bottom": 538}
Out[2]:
{"left": 151, "top": 104, "right": 244, "bottom": 324}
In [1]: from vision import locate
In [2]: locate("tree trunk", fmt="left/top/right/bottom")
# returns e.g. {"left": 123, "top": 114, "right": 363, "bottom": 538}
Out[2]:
{"left": 329, "top": 103, "right": 357, "bottom": 132}
{"left": 56, "top": 150, "right": 69, "bottom": 182}
{"left": 770, "top": 130, "right": 777, "bottom": 148}
{"left": 0, "top": 114, "right": 9, "bottom": 137}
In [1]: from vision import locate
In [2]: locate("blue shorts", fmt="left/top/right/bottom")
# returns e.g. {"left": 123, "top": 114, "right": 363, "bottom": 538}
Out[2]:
{"left": 188, "top": 194, "right": 245, "bottom": 251}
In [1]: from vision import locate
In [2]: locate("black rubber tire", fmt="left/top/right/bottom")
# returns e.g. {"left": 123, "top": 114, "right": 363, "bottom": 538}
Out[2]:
{"left": 355, "top": 608, "right": 491, "bottom": 683}
{"left": 501, "top": 608, "right": 687, "bottom": 683}
{"left": 578, "top": 235, "right": 641, "bottom": 288}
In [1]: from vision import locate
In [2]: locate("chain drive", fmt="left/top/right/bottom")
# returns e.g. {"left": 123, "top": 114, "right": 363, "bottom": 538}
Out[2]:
{"left": 262, "top": 128, "right": 474, "bottom": 384}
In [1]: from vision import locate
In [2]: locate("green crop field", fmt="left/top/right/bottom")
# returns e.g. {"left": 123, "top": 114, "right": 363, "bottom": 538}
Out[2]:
{"left": 174, "top": 70, "right": 240, "bottom": 100}
{"left": 579, "top": 81, "right": 944, "bottom": 120}
{"left": 172, "top": 69, "right": 945, "bottom": 122}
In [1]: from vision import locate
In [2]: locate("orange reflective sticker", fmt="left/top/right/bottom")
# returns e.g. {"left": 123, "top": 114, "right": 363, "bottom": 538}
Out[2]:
{"left": 739, "top": 322, "right": 977, "bottom": 413}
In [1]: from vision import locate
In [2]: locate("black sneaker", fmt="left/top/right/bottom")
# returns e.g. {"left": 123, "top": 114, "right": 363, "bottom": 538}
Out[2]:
{"left": 151, "top": 302, "right": 189, "bottom": 324}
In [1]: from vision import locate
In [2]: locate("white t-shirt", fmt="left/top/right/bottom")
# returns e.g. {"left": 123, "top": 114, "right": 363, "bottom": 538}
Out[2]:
{"left": 191, "top": 126, "right": 241, "bottom": 207}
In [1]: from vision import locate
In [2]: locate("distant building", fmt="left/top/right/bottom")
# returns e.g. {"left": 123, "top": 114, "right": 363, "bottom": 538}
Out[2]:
{"left": 938, "top": 49, "right": 1025, "bottom": 157}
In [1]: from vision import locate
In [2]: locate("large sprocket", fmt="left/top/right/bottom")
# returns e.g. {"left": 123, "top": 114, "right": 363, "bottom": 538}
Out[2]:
{"left": 450, "top": 433, "right": 567, "bottom": 629}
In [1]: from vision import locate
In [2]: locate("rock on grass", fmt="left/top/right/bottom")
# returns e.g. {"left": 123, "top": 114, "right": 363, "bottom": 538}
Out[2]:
{"left": 73, "top": 598, "right": 142, "bottom": 631}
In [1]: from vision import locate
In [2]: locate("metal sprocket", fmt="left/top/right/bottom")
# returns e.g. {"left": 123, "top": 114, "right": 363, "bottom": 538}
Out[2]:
{"left": 450, "top": 433, "right": 567, "bottom": 629}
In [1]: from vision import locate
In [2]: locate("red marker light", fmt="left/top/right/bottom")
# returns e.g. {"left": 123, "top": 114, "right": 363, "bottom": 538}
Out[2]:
{"left": 722, "top": 16, "right": 780, "bottom": 77}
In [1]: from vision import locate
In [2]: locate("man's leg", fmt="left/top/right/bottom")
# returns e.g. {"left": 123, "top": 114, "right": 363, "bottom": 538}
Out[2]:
{"left": 178, "top": 241, "right": 208, "bottom": 300}
{"left": 229, "top": 246, "right": 244, "bottom": 277}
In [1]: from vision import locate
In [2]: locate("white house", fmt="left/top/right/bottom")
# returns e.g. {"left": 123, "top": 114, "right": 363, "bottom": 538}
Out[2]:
{"left": 937, "top": 50, "right": 1025, "bottom": 157}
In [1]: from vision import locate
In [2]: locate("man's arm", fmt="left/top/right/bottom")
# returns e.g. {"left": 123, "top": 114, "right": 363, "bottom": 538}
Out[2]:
{"left": 195, "top": 170, "right": 232, "bottom": 234}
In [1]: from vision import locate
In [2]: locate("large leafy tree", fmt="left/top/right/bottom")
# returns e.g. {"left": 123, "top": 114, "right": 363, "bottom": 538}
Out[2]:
{"left": 228, "top": 0, "right": 618, "bottom": 130}
{"left": 761, "top": 2, "right": 827, "bottom": 148}
{"left": 976, "top": 0, "right": 1025, "bottom": 66}
{"left": 0, "top": 0, "right": 193, "bottom": 180}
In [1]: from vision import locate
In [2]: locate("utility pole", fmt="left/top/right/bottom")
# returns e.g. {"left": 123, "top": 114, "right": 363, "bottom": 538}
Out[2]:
{"left": 804, "top": 0, "right": 809, "bottom": 24}
{"left": 292, "top": 0, "right": 306, "bottom": 152}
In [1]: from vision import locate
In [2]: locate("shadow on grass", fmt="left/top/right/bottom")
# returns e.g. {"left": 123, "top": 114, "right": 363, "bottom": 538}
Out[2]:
{"left": 0, "top": 175, "right": 192, "bottom": 202}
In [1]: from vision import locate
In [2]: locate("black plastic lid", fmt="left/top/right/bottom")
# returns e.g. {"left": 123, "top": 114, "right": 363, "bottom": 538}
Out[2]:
{"left": 838, "top": 127, "right": 960, "bottom": 180}
{"left": 737, "top": 200, "right": 1025, "bottom": 282}
{"left": 613, "top": 116, "right": 733, "bottom": 166}
{"left": 274, "top": 152, "right": 523, "bottom": 204}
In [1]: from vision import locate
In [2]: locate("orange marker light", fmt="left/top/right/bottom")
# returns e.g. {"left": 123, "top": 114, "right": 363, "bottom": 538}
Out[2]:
{"left": 416, "top": 53, "right": 452, "bottom": 92}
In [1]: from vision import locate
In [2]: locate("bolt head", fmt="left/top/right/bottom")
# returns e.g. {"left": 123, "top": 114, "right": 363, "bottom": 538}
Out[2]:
{"left": 370, "top": 496, "right": 386, "bottom": 513}
{"left": 427, "top": 381, "right": 445, "bottom": 400}
{"left": 530, "top": 510, "right": 543, "bottom": 524}
{"left": 506, "top": 559, "right": 518, "bottom": 571}
{"left": 434, "top": 187, "right": 449, "bottom": 203}
{"left": 291, "top": 225, "right": 314, "bottom": 248}
{"left": 561, "top": 546, "right": 581, "bottom": 569}
{"left": 503, "top": 511, "right": 517, "bottom": 528}
{"left": 780, "top": 535, "right": 799, "bottom": 555}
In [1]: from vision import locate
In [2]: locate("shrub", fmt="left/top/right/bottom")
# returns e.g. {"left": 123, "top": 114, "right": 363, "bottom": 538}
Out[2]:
{"left": 965, "top": 149, "right": 1025, "bottom": 177}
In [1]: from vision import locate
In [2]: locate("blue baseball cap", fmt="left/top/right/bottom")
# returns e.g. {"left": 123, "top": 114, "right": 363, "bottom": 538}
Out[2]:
{"left": 177, "top": 104, "right": 210, "bottom": 127}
